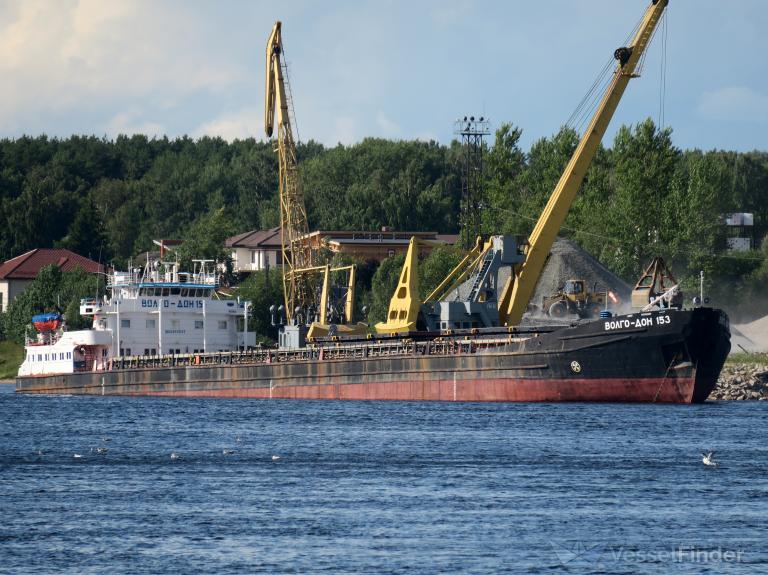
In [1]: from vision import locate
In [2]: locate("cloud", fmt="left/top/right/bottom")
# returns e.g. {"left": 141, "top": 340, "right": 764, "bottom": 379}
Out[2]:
{"left": 697, "top": 86, "right": 768, "bottom": 124}
{"left": 192, "top": 108, "right": 262, "bottom": 141}
{"left": 0, "top": 0, "right": 244, "bottom": 134}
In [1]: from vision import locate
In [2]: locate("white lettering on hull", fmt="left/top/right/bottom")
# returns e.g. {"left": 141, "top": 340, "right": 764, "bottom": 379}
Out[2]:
{"left": 604, "top": 315, "right": 671, "bottom": 331}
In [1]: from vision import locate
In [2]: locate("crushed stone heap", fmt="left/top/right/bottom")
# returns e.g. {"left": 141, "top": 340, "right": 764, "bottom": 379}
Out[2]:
{"left": 446, "top": 237, "right": 631, "bottom": 318}
{"left": 529, "top": 238, "right": 632, "bottom": 313}
{"left": 731, "top": 314, "right": 768, "bottom": 354}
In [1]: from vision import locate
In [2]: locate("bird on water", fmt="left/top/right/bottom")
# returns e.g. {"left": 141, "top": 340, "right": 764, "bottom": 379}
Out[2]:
{"left": 702, "top": 451, "right": 717, "bottom": 467}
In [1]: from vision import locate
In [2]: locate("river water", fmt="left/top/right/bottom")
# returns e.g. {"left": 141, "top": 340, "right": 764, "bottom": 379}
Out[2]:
{"left": 1, "top": 385, "right": 766, "bottom": 574}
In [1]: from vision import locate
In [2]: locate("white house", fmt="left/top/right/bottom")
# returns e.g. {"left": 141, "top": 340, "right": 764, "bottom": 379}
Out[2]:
{"left": 225, "top": 227, "right": 284, "bottom": 274}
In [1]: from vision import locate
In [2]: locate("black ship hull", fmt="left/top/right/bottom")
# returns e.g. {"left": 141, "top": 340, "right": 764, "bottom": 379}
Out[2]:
{"left": 16, "top": 308, "right": 730, "bottom": 403}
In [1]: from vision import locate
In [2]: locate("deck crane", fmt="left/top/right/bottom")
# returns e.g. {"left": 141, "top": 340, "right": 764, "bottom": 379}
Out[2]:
{"left": 375, "top": 0, "right": 668, "bottom": 335}
{"left": 265, "top": 21, "right": 313, "bottom": 324}
{"left": 265, "top": 22, "right": 366, "bottom": 345}
{"left": 498, "top": 0, "right": 669, "bottom": 326}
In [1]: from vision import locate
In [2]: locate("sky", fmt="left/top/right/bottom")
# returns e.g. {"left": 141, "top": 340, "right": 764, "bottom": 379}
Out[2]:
{"left": 0, "top": 0, "right": 766, "bottom": 152}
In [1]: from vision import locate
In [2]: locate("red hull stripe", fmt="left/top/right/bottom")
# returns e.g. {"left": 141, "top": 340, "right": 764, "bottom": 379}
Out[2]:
{"left": 117, "top": 377, "right": 695, "bottom": 403}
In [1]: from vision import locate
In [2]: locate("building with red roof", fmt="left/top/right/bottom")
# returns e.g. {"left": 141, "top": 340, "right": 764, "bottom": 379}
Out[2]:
{"left": 0, "top": 249, "right": 104, "bottom": 312}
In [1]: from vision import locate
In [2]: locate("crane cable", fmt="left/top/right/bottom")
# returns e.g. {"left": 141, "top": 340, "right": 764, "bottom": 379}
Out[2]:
{"left": 280, "top": 42, "right": 301, "bottom": 144}
{"left": 657, "top": 11, "right": 668, "bottom": 130}
{"left": 566, "top": 10, "right": 646, "bottom": 136}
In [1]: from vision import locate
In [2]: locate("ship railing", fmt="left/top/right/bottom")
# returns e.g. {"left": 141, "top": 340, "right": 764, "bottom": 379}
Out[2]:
{"left": 108, "top": 271, "right": 142, "bottom": 287}
{"left": 105, "top": 338, "right": 513, "bottom": 372}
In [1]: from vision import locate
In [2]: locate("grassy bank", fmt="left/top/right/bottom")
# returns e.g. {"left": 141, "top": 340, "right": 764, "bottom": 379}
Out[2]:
{"left": 0, "top": 340, "right": 23, "bottom": 380}
{"left": 726, "top": 352, "right": 768, "bottom": 366}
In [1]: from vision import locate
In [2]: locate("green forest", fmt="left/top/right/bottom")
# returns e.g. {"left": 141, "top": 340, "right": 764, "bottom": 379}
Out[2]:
{"left": 1, "top": 118, "right": 767, "bottom": 342}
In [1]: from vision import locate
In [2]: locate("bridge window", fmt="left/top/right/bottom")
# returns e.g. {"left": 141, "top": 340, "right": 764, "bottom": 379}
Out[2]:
{"left": 218, "top": 320, "right": 227, "bottom": 330}
{"left": 195, "top": 320, "right": 204, "bottom": 329}
{"left": 146, "top": 319, "right": 156, "bottom": 329}
{"left": 120, "top": 319, "right": 131, "bottom": 328}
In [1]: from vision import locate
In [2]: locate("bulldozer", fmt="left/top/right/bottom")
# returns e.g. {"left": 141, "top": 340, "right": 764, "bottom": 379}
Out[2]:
{"left": 543, "top": 279, "right": 609, "bottom": 319}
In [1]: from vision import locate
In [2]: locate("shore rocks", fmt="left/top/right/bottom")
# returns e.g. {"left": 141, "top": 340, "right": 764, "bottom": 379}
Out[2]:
{"left": 712, "top": 363, "right": 768, "bottom": 401}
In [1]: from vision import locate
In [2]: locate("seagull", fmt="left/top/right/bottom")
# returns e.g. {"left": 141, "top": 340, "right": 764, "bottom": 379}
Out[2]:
{"left": 271, "top": 455, "right": 281, "bottom": 461}
{"left": 36, "top": 449, "right": 44, "bottom": 456}
{"left": 73, "top": 453, "right": 83, "bottom": 459}
{"left": 170, "top": 452, "right": 182, "bottom": 461}
{"left": 702, "top": 451, "right": 717, "bottom": 467}
{"left": 94, "top": 447, "right": 108, "bottom": 455}
{"left": 223, "top": 449, "right": 235, "bottom": 456}
{"left": 101, "top": 437, "right": 111, "bottom": 443}
{"left": 235, "top": 436, "right": 243, "bottom": 443}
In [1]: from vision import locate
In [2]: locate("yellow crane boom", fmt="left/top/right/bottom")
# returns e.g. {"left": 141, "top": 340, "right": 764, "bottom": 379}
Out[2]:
{"left": 265, "top": 21, "right": 313, "bottom": 323}
{"left": 499, "top": 0, "right": 668, "bottom": 326}
{"left": 265, "top": 22, "right": 365, "bottom": 340}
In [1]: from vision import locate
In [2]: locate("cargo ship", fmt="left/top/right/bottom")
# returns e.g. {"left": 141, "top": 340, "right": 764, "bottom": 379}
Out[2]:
{"left": 15, "top": 300, "right": 730, "bottom": 403}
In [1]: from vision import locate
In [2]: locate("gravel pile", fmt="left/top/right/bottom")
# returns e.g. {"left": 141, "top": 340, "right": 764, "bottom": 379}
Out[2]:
{"left": 731, "top": 315, "right": 768, "bottom": 354}
{"left": 448, "top": 237, "right": 631, "bottom": 317}
{"left": 712, "top": 363, "right": 768, "bottom": 400}
{"left": 529, "top": 238, "right": 632, "bottom": 313}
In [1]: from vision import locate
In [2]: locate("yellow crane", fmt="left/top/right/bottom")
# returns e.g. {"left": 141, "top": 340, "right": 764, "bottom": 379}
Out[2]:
{"left": 265, "top": 22, "right": 366, "bottom": 342}
{"left": 375, "top": 236, "right": 491, "bottom": 334}
{"left": 265, "top": 21, "right": 313, "bottom": 324}
{"left": 498, "top": 0, "right": 668, "bottom": 326}
{"left": 375, "top": 0, "right": 668, "bottom": 334}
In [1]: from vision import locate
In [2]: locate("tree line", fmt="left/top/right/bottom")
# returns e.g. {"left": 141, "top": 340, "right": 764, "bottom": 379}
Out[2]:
{"left": 0, "top": 119, "right": 767, "bottom": 342}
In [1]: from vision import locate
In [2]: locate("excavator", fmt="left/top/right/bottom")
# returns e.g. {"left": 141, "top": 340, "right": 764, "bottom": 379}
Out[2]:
{"left": 376, "top": 0, "right": 668, "bottom": 334}
{"left": 265, "top": 21, "right": 367, "bottom": 346}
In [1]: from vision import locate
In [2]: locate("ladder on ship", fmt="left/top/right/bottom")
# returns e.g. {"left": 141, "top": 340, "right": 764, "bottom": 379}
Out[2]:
{"left": 83, "top": 349, "right": 95, "bottom": 371}
{"left": 467, "top": 249, "right": 496, "bottom": 302}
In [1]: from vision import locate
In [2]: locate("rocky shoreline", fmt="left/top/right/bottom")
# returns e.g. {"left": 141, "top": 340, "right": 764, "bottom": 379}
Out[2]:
{"left": 712, "top": 363, "right": 768, "bottom": 401}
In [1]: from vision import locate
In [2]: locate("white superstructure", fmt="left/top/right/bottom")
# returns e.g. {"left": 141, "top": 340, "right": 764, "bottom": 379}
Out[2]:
{"left": 19, "top": 260, "right": 255, "bottom": 377}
